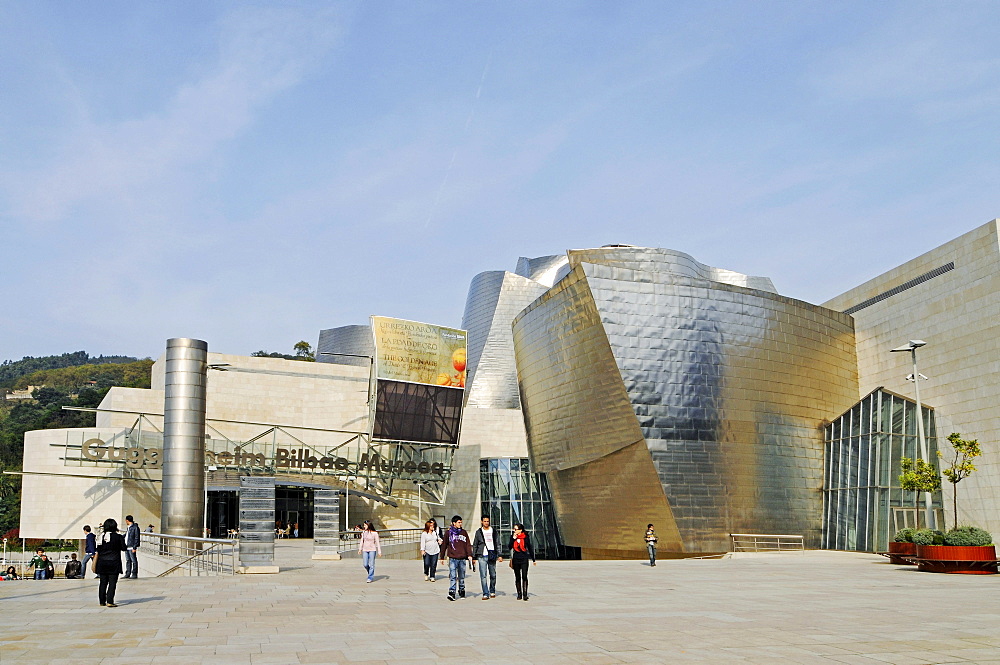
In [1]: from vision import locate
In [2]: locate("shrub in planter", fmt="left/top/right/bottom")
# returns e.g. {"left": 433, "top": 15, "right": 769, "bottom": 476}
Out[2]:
{"left": 893, "top": 528, "right": 916, "bottom": 543}
{"left": 915, "top": 526, "right": 997, "bottom": 574}
{"left": 912, "top": 529, "right": 945, "bottom": 546}
{"left": 944, "top": 526, "right": 993, "bottom": 547}
{"left": 888, "top": 528, "right": 918, "bottom": 564}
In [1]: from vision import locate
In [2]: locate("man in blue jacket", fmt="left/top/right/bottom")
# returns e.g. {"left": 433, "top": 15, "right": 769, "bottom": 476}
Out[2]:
{"left": 124, "top": 515, "right": 140, "bottom": 579}
{"left": 81, "top": 525, "right": 97, "bottom": 579}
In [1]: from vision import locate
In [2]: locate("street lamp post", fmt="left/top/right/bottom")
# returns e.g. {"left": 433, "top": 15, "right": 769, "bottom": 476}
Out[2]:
{"left": 890, "top": 340, "right": 934, "bottom": 529}
{"left": 415, "top": 481, "right": 424, "bottom": 524}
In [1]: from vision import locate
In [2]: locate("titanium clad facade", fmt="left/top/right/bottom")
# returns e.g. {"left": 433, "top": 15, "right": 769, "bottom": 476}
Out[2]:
{"left": 317, "top": 325, "right": 374, "bottom": 367}
{"left": 513, "top": 257, "right": 859, "bottom": 555}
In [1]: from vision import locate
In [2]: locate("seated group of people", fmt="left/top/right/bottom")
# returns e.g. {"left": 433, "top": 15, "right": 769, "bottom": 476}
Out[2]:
{"left": 6, "top": 549, "right": 87, "bottom": 580}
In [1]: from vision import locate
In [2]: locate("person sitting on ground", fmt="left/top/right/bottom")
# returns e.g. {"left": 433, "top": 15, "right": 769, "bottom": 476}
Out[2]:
{"left": 2, "top": 565, "right": 19, "bottom": 580}
{"left": 64, "top": 553, "right": 83, "bottom": 579}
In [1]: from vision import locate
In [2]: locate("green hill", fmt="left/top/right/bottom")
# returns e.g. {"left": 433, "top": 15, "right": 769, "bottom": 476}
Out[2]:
{"left": 0, "top": 351, "right": 139, "bottom": 388}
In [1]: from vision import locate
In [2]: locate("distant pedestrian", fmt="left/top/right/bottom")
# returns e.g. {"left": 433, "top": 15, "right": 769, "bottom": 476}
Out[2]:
{"left": 42, "top": 555, "right": 55, "bottom": 579}
{"left": 419, "top": 519, "right": 442, "bottom": 582}
{"left": 29, "top": 549, "right": 47, "bottom": 580}
{"left": 82, "top": 525, "right": 97, "bottom": 578}
{"left": 124, "top": 515, "right": 140, "bottom": 579}
{"left": 508, "top": 523, "right": 536, "bottom": 601}
{"left": 472, "top": 516, "right": 502, "bottom": 599}
{"left": 358, "top": 520, "right": 381, "bottom": 583}
{"left": 64, "top": 553, "right": 83, "bottom": 579}
{"left": 95, "top": 518, "right": 127, "bottom": 607}
{"left": 645, "top": 524, "right": 658, "bottom": 567}
{"left": 443, "top": 515, "right": 473, "bottom": 601}
{"left": 145, "top": 524, "right": 154, "bottom": 533}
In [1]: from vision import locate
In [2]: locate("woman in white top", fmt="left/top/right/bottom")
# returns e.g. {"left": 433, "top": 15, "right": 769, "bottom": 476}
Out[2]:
{"left": 419, "top": 519, "right": 443, "bottom": 581}
{"left": 358, "top": 520, "right": 381, "bottom": 583}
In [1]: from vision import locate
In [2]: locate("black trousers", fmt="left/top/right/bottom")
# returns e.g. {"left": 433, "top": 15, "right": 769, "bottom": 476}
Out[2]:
{"left": 512, "top": 558, "right": 529, "bottom": 597}
{"left": 98, "top": 573, "right": 119, "bottom": 605}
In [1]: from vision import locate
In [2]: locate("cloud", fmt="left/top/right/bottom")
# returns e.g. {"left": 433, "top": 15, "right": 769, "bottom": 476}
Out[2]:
{"left": 4, "top": 5, "right": 343, "bottom": 227}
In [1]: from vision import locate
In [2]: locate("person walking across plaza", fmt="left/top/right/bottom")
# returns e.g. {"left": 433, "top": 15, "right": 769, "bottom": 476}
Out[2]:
{"left": 81, "top": 525, "right": 97, "bottom": 579}
{"left": 472, "top": 515, "right": 502, "bottom": 599}
{"left": 419, "top": 519, "right": 442, "bottom": 582}
{"left": 123, "top": 515, "right": 140, "bottom": 579}
{"left": 358, "top": 520, "right": 381, "bottom": 583}
{"left": 28, "top": 548, "right": 48, "bottom": 580}
{"left": 444, "top": 515, "right": 473, "bottom": 601}
{"left": 95, "top": 518, "right": 127, "bottom": 607}
{"left": 645, "top": 523, "right": 658, "bottom": 567}
{"left": 508, "top": 523, "right": 536, "bottom": 601}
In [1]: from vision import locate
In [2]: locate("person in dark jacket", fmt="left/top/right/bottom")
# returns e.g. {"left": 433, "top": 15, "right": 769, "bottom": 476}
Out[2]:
{"left": 95, "top": 518, "right": 127, "bottom": 607}
{"left": 82, "top": 525, "right": 97, "bottom": 579}
{"left": 443, "top": 515, "right": 474, "bottom": 601}
{"left": 124, "top": 515, "right": 140, "bottom": 579}
{"left": 64, "top": 553, "right": 83, "bottom": 579}
{"left": 472, "top": 516, "right": 503, "bottom": 600}
{"left": 508, "top": 523, "right": 536, "bottom": 601}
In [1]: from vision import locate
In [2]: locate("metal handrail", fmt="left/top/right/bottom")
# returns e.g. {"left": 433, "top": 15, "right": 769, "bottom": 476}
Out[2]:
{"left": 730, "top": 533, "right": 805, "bottom": 553}
{"left": 144, "top": 531, "right": 238, "bottom": 576}
{"left": 337, "top": 528, "right": 423, "bottom": 552}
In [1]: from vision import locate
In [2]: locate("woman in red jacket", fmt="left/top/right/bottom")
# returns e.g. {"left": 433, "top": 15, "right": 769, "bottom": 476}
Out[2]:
{"left": 508, "top": 523, "right": 536, "bottom": 601}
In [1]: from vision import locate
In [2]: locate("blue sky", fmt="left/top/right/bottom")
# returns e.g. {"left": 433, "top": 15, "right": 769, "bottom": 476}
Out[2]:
{"left": 2, "top": 2, "right": 998, "bottom": 361}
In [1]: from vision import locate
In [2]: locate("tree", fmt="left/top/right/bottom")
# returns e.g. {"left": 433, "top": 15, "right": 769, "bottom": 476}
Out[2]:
{"left": 293, "top": 341, "right": 315, "bottom": 361}
{"left": 899, "top": 457, "right": 941, "bottom": 530}
{"left": 938, "top": 432, "right": 982, "bottom": 531}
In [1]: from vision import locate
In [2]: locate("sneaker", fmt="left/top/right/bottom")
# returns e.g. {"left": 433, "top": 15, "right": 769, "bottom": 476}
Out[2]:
{"left": 482, "top": 595, "right": 489, "bottom": 600}
{"left": 366, "top": 579, "right": 373, "bottom": 583}
{"left": 429, "top": 577, "right": 436, "bottom": 582}
{"left": 447, "top": 592, "right": 456, "bottom": 601}
{"left": 99, "top": 603, "right": 105, "bottom": 606}
{"left": 490, "top": 593, "right": 496, "bottom": 598}
{"left": 516, "top": 593, "right": 522, "bottom": 600}
{"left": 106, "top": 602, "right": 118, "bottom": 607}
{"left": 523, "top": 596, "right": 529, "bottom": 601}
{"left": 458, "top": 589, "right": 465, "bottom": 598}
{"left": 424, "top": 575, "right": 429, "bottom": 581}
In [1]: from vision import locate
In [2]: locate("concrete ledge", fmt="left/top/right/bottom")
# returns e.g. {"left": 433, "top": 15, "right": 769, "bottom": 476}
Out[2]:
{"left": 311, "top": 553, "right": 342, "bottom": 560}
{"left": 238, "top": 565, "right": 280, "bottom": 574}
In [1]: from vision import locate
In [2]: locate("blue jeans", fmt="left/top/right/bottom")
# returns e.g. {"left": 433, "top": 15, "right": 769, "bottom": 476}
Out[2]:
{"left": 647, "top": 543, "right": 656, "bottom": 565}
{"left": 423, "top": 553, "right": 439, "bottom": 579}
{"left": 448, "top": 558, "right": 466, "bottom": 594}
{"left": 81, "top": 553, "right": 94, "bottom": 578}
{"left": 34, "top": 569, "right": 46, "bottom": 580}
{"left": 125, "top": 549, "right": 138, "bottom": 578}
{"left": 362, "top": 550, "right": 377, "bottom": 581}
{"left": 478, "top": 555, "right": 497, "bottom": 596}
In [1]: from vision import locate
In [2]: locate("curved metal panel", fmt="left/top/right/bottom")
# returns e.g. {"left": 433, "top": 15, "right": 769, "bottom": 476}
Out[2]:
{"left": 514, "top": 253, "right": 858, "bottom": 554}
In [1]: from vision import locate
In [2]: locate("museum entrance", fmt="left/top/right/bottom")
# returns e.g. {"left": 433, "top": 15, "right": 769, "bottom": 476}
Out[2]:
{"left": 206, "top": 486, "right": 315, "bottom": 539}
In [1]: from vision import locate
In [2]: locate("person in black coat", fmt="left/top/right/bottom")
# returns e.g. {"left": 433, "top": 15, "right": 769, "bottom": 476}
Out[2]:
{"left": 95, "top": 518, "right": 127, "bottom": 607}
{"left": 508, "top": 523, "right": 537, "bottom": 601}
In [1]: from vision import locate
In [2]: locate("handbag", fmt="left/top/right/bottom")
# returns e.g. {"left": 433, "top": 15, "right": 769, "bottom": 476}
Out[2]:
{"left": 90, "top": 552, "right": 98, "bottom": 573}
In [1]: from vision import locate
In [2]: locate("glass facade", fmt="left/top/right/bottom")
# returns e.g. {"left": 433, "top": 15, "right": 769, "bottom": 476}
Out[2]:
{"left": 479, "top": 458, "right": 574, "bottom": 559}
{"left": 823, "top": 388, "right": 944, "bottom": 552}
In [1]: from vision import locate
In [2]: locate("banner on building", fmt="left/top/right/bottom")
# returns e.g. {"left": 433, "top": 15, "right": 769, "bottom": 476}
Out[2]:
{"left": 371, "top": 316, "right": 467, "bottom": 388}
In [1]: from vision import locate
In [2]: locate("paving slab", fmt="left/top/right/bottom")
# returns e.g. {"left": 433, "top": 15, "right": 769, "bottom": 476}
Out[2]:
{"left": 2, "top": 542, "right": 999, "bottom": 664}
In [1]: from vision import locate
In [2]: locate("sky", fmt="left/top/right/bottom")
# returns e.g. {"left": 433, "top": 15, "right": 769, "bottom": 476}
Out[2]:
{"left": 1, "top": 1, "right": 998, "bottom": 362}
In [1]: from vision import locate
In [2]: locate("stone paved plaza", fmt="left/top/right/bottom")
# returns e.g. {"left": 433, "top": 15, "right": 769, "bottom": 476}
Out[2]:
{"left": 2, "top": 541, "right": 1000, "bottom": 664}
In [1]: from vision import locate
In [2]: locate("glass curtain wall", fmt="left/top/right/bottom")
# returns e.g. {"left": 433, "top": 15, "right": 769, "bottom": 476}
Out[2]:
{"left": 823, "top": 388, "right": 944, "bottom": 552}
{"left": 479, "top": 458, "right": 573, "bottom": 559}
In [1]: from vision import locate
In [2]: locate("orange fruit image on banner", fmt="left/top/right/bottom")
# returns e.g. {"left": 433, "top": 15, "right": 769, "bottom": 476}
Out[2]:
{"left": 436, "top": 373, "right": 453, "bottom": 386}
{"left": 452, "top": 348, "right": 467, "bottom": 372}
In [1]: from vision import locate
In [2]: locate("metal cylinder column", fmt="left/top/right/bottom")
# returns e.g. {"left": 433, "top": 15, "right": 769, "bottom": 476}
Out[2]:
{"left": 160, "top": 338, "right": 208, "bottom": 537}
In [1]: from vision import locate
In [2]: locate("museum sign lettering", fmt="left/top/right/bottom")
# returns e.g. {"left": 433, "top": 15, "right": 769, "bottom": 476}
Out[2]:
{"left": 79, "top": 439, "right": 445, "bottom": 477}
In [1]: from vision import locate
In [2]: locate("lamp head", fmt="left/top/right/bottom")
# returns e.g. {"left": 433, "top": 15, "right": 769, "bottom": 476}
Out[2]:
{"left": 891, "top": 340, "right": 927, "bottom": 352}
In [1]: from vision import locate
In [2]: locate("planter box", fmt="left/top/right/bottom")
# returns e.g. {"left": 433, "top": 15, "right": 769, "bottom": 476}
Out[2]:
{"left": 887, "top": 541, "right": 917, "bottom": 565}
{"left": 915, "top": 544, "right": 998, "bottom": 574}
